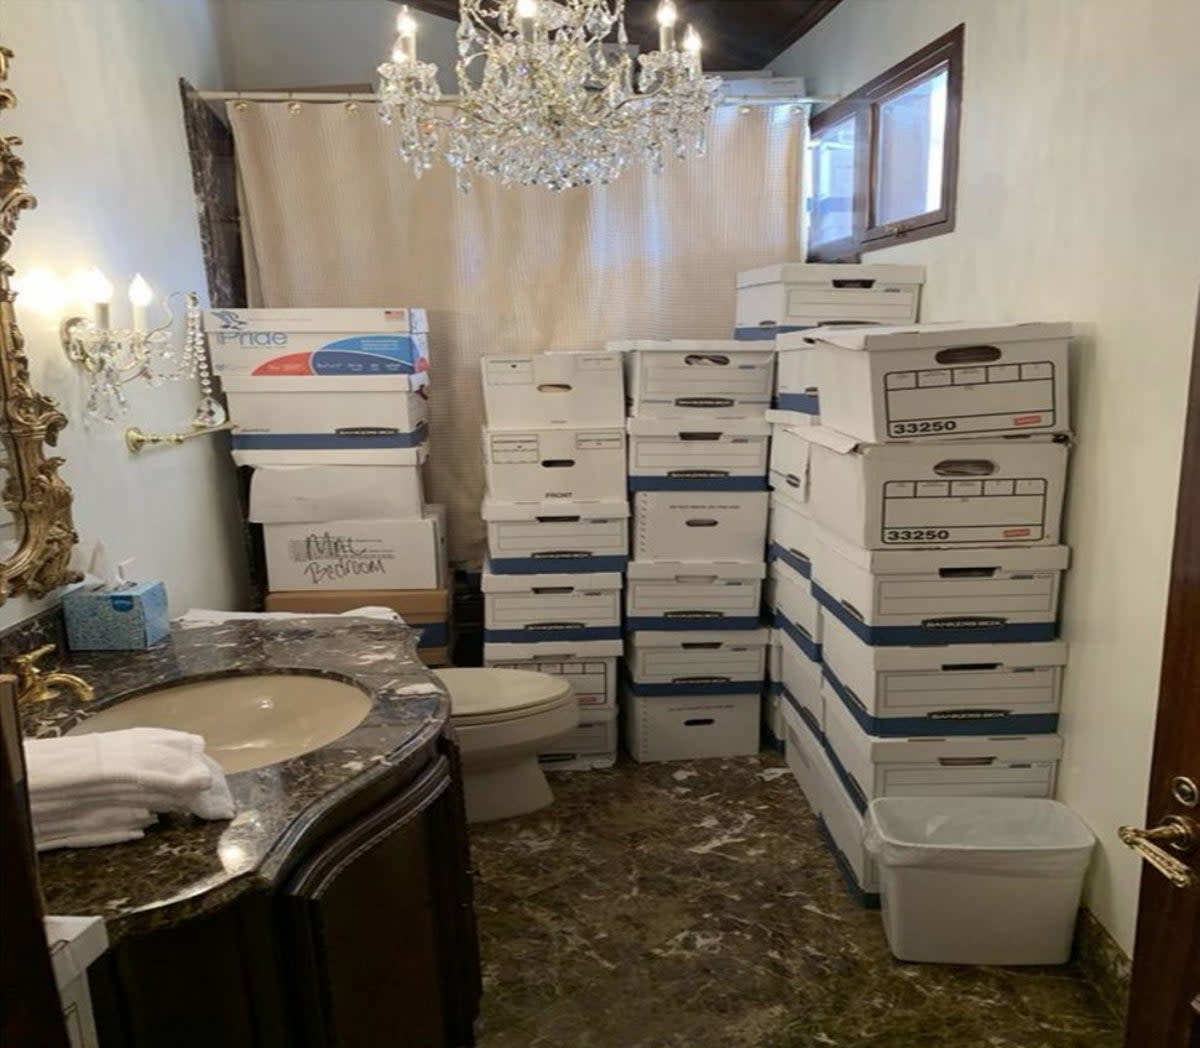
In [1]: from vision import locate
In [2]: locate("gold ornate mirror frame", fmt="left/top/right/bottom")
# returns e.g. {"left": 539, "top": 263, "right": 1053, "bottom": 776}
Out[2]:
{"left": 0, "top": 45, "right": 79, "bottom": 604}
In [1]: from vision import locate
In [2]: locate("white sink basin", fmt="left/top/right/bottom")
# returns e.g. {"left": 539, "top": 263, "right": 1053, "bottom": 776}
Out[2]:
{"left": 68, "top": 674, "right": 372, "bottom": 773}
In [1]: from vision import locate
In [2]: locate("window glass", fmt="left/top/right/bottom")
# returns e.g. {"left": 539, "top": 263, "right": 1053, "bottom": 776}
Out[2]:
{"left": 807, "top": 115, "right": 857, "bottom": 247}
{"left": 874, "top": 65, "right": 949, "bottom": 226}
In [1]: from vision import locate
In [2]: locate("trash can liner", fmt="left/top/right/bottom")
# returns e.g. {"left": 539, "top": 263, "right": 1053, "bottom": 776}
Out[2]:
{"left": 865, "top": 797, "right": 1095, "bottom": 877}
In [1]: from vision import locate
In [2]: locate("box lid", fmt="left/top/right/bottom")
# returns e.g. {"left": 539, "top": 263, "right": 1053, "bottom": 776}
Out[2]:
{"left": 803, "top": 321, "right": 1072, "bottom": 353}
{"left": 769, "top": 558, "right": 810, "bottom": 589}
{"left": 482, "top": 569, "right": 623, "bottom": 592}
{"left": 774, "top": 331, "right": 822, "bottom": 352}
{"left": 485, "top": 638, "right": 623, "bottom": 659}
{"left": 481, "top": 497, "right": 629, "bottom": 522}
{"left": 221, "top": 374, "right": 428, "bottom": 393}
{"left": 204, "top": 307, "right": 428, "bottom": 333}
{"left": 801, "top": 424, "right": 1063, "bottom": 456}
{"left": 627, "top": 561, "right": 766, "bottom": 581}
{"left": 605, "top": 339, "right": 767, "bottom": 353}
{"left": 627, "top": 417, "right": 771, "bottom": 436}
{"left": 736, "top": 263, "right": 926, "bottom": 289}
{"left": 814, "top": 523, "right": 1072, "bottom": 573}
{"left": 264, "top": 588, "right": 449, "bottom": 615}
{"left": 630, "top": 627, "right": 770, "bottom": 649}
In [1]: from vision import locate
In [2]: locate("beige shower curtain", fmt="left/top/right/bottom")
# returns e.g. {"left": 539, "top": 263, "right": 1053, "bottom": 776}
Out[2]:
{"left": 229, "top": 101, "right": 806, "bottom": 565}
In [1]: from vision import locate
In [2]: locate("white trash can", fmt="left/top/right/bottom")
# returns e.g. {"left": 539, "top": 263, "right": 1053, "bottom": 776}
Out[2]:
{"left": 865, "top": 797, "right": 1095, "bottom": 965}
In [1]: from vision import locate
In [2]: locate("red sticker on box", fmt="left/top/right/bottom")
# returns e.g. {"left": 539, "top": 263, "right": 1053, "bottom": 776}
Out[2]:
{"left": 1013, "top": 414, "right": 1044, "bottom": 427}
{"left": 1002, "top": 527, "right": 1032, "bottom": 539}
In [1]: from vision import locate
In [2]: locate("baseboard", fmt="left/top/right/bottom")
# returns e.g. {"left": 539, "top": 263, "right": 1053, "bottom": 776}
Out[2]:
{"left": 1074, "top": 908, "right": 1132, "bottom": 1021}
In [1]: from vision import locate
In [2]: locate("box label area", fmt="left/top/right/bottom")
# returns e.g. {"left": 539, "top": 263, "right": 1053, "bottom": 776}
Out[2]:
{"left": 880, "top": 478, "right": 1049, "bottom": 545}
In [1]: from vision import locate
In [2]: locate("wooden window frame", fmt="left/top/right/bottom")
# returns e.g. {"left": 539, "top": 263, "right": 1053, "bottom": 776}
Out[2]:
{"left": 808, "top": 24, "right": 964, "bottom": 262}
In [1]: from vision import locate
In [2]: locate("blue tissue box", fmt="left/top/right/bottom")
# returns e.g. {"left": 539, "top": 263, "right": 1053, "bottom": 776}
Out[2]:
{"left": 63, "top": 581, "right": 170, "bottom": 651}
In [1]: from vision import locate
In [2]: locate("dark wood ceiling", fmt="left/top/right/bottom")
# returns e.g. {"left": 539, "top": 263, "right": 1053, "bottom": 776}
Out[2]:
{"left": 404, "top": 1, "right": 841, "bottom": 71}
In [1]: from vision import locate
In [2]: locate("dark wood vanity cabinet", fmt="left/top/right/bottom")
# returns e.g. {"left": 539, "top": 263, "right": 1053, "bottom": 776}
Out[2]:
{"left": 90, "top": 738, "right": 481, "bottom": 1047}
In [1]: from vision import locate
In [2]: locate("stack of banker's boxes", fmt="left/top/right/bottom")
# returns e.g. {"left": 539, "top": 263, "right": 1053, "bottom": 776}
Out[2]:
{"left": 611, "top": 339, "right": 774, "bottom": 762}
{"left": 734, "top": 263, "right": 928, "bottom": 754}
{"left": 205, "top": 308, "right": 451, "bottom": 663}
{"left": 479, "top": 352, "right": 628, "bottom": 770}
{"left": 751, "top": 300, "right": 1073, "bottom": 906}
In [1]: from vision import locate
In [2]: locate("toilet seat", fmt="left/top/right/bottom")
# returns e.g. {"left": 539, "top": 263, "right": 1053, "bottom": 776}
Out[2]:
{"left": 434, "top": 668, "right": 574, "bottom": 726}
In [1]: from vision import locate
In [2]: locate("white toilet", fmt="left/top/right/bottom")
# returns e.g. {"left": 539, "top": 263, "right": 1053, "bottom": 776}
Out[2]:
{"left": 433, "top": 668, "right": 579, "bottom": 824}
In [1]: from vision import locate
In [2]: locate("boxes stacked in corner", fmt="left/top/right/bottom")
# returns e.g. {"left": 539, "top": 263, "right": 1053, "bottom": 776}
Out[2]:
{"left": 610, "top": 339, "right": 773, "bottom": 763}
{"left": 209, "top": 308, "right": 449, "bottom": 666}
{"left": 779, "top": 320, "right": 1075, "bottom": 907}
{"left": 479, "top": 351, "right": 629, "bottom": 769}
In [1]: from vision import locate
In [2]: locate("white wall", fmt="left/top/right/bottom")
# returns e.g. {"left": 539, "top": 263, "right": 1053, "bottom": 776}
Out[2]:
{"left": 1, "top": 0, "right": 247, "bottom": 628}
{"left": 220, "top": 0, "right": 460, "bottom": 93}
{"left": 773, "top": 0, "right": 1200, "bottom": 955}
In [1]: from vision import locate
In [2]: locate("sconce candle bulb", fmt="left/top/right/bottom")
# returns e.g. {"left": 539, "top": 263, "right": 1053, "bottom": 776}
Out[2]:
{"left": 657, "top": 0, "right": 678, "bottom": 50}
{"left": 395, "top": 5, "right": 418, "bottom": 63}
{"left": 128, "top": 273, "right": 153, "bottom": 333}
{"left": 75, "top": 267, "right": 113, "bottom": 328}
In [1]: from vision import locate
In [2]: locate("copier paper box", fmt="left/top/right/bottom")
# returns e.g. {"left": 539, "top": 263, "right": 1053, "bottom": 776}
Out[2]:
{"left": 808, "top": 321, "right": 1071, "bottom": 442}
{"left": 481, "top": 352, "right": 625, "bottom": 428}
{"left": 206, "top": 308, "right": 430, "bottom": 377}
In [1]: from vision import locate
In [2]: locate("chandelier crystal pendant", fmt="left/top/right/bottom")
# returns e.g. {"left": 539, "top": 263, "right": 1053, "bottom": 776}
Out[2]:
{"left": 378, "top": 0, "right": 722, "bottom": 192}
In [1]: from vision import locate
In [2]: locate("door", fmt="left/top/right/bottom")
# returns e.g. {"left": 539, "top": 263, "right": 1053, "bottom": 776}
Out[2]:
{"left": 1123, "top": 298, "right": 1200, "bottom": 1047}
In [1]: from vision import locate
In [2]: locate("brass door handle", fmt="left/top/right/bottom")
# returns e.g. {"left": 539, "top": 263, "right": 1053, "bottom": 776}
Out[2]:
{"left": 1118, "top": 816, "right": 1199, "bottom": 889}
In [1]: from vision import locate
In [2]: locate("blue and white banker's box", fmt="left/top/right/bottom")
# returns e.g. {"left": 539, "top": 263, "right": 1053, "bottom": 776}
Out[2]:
{"left": 626, "top": 417, "right": 770, "bottom": 491}
{"left": 481, "top": 570, "right": 622, "bottom": 643}
{"left": 481, "top": 497, "right": 629, "bottom": 574}
{"left": 625, "top": 561, "right": 764, "bottom": 631}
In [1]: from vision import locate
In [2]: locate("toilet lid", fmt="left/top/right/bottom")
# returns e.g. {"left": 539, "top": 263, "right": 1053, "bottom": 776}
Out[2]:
{"left": 434, "top": 668, "right": 573, "bottom": 722}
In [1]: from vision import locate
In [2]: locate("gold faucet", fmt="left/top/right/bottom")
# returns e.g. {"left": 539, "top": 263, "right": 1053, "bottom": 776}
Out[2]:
{"left": 8, "top": 643, "right": 94, "bottom": 705}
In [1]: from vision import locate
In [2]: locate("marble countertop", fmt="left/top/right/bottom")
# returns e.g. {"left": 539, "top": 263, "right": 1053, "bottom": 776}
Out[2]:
{"left": 24, "top": 617, "right": 450, "bottom": 944}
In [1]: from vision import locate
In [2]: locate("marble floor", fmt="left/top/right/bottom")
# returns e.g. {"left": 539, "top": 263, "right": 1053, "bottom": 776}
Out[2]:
{"left": 469, "top": 753, "right": 1123, "bottom": 1048}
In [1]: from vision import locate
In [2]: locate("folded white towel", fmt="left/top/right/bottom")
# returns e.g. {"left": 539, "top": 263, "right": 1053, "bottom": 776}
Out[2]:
{"left": 24, "top": 729, "right": 212, "bottom": 799}
{"left": 35, "top": 804, "right": 156, "bottom": 839}
{"left": 30, "top": 755, "right": 235, "bottom": 823}
{"left": 36, "top": 828, "right": 151, "bottom": 852}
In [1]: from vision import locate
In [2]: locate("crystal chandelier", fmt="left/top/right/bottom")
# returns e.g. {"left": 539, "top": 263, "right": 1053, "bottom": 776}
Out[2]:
{"left": 378, "top": 0, "right": 722, "bottom": 191}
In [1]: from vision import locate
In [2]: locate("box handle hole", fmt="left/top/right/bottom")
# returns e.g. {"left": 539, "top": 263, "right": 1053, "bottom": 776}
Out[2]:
{"left": 535, "top": 515, "right": 582, "bottom": 523}
{"left": 831, "top": 278, "right": 876, "bottom": 289}
{"left": 684, "top": 354, "right": 730, "bottom": 367}
{"left": 938, "top": 567, "right": 998, "bottom": 578}
{"left": 685, "top": 518, "right": 719, "bottom": 528}
{"left": 941, "top": 662, "right": 1001, "bottom": 672}
{"left": 933, "top": 459, "right": 996, "bottom": 477}
{"left": 934, "top": 345, "right": 1002, "bottom": 365}
{"left": 683, "top": 718, "right": 716, "bottom": 727}
{"left": 542, "top": 459, "right": 576, "bottom": 468}
{"left": 536, "top": 383, "right": 573, "bottom": 393}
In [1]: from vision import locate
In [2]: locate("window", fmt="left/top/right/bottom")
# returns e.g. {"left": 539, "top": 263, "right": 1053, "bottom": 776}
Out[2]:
{"left": 806, "top": 24, "right": 963, "bottom": 260}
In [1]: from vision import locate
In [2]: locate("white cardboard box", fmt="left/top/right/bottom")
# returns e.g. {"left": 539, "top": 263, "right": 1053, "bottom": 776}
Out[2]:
{"left": 482, "top": 570, "right": 622, "bottom": 642}
{"left": 767, "top": 559, "right": 821, "bottom": 659}
{"left": 768, "top": 424, "right": 813, "bottom": 505}
{"left": 46, "top": 915, "right": 108, "bottom": 1048}
{"left": 781, "top": 691, "right": 824, "bottom": 816}
{"left": 205, "top": 307, "right": 429, "bottom": 333}
{"left": 624, "top": 686, "right": 760, "bottom": 762}
{"left": 481, "top": 497, "right": 629, "bottom": 573}
{"left": 206, "top": 308, "right": 430, "bottom": 378}
{"left": 812, "top": 727, "right": 880, "bottom": 899}
{"left": 540, "top": 706, "right": 618, "bottom": 770}
{"left": 484, "top": 638, "right": 622, "bottom": 709}
{"left": 820, "top": 610, "right": 1067, "bottom": 738}
{"left": 609, "top": 340, "right": 775, "bottom": 417}
{"left": 249, "top": 464, "right": 424, "bottom": 523}
{"left": 263, "top": 513, "right": 441, "bottom": 591}
{"left": 626, "top": 561, "right": 764, "bottom": 631}
{"left": 823, "top": 680, "right": 1064, "bottom": 811}
{"left": 806, "top": 426, "right": 1070, "bottom": 549}
{"left": 763, "top": 685, "right": 786, "bottom": 748}
{"left": 810, "top": 523, "right": 1068, "bottom": 645}
{"left": 626, "top": 628, "right": 769, "bottom": 690}
{"left": 769, "top": 494, "right": 817, "bottom": 579}
{"left": 633, "top": 491, "right": 769, "bottom": 563}
{"left": 627, "top": 416, "right": 770, "bottom": 491}
{"left": 232, "top": 443, "right": 429, "bottom": 469}
{"left": 735, "top": 263, "right": 925, "bottom": 339}
{"left": 484, "top": 426, "right": 626, "bottom": 501}
{"left": 777, "top": 626, "right": 824, "bottom": 731}
{"left": 774, "top": 330, "right": 821, "bottom": 419}
{"left": 224, "top": 375, "right": 428, "bottom": 452}
{"left": 482, "top": 352, "right": 625, "bottom": 428}
{"left": 810, "top": 322, "right": 1072, "bottom": 442}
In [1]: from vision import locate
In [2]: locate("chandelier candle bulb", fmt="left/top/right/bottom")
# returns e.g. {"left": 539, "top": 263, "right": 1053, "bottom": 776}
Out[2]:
{"left": 516, "top": 0, "right": 538, "bottom": 42}
{"left": 128, "top": 274, "right": 153, "bottom": 333}
{"left": 395, "top": 5, "right": 418, "bottom": 63}
{"left": 657, "top": 0, "right": 678, "bottom": 51}
{"left": 683, "top": 25, "right": 702, "bottom": 74}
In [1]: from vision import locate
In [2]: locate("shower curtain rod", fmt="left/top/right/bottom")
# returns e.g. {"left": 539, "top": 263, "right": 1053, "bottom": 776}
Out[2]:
{"left": 197, "top": 89, "right": 822, "bottom": 107}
